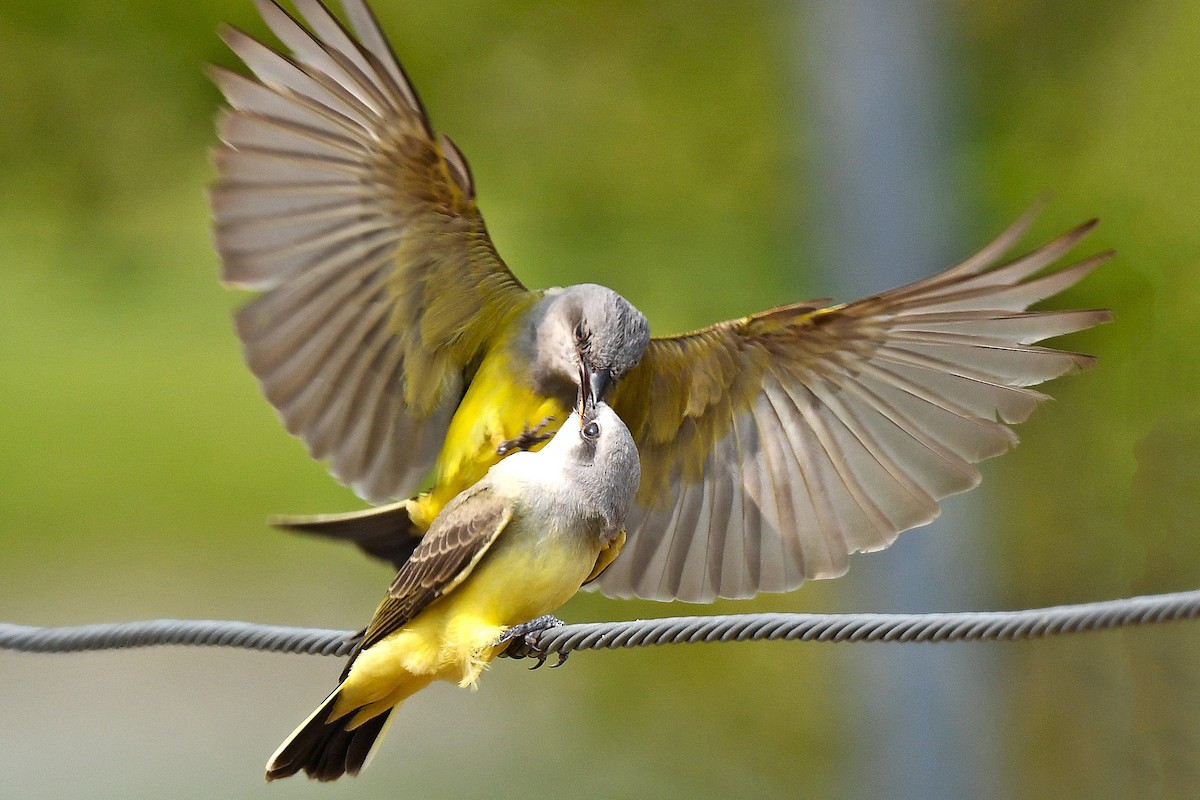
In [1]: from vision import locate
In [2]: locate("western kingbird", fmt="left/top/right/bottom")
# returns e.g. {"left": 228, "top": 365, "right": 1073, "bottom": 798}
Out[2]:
{"left": 265, "top": 366, "right": 638, "bottom": 781}
{"left": 212, "top": 0, "right": 1112, "bottom": 603}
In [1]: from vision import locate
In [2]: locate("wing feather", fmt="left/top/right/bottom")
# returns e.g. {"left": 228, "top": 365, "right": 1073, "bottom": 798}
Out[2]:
{"left": 601, "top": 210, "right": 1112, "bottom": 601}
{"left": 350, "top": 482, "right": 512, "bottom": 661}
{"left": 717, "top": 414, "right": 750, "bottom": 596}
{"left": 702, "top": 438, "right": 736, "bottom": 598}
{"left": 731, "top": 412, "right": 764, "bottom": 593}
{"left": 748, "top": 389, "right": 800, "bottom": 592}
{"left": 213, "top": 0, "right": 533, "bottom": 502}
{"left": 304, "top": 310, "right": 395, "bottom": 461}
{"left": 658, "top": 480, "right": 699, "bottom": 599}
{"left": 220, "top": 26, "right": 377, "bottom": 130}
{"left": 798, "top": 376, "right": 941, "bottom": 541}
{"left": 209, "top": 65, "right": 356, "bottom": 139}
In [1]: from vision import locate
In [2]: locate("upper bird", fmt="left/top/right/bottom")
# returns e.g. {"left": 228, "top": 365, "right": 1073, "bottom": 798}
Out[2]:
{"left": 211, "top": 0, "right": 1112, "bottom": 603}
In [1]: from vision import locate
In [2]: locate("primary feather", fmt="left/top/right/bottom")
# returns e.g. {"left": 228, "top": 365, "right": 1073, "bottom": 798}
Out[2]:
{"left": 212, "top": 0, "right": 530, "bottom": 503}
{"left": 599, "top": 212, "right": 1111, "bottom": 601}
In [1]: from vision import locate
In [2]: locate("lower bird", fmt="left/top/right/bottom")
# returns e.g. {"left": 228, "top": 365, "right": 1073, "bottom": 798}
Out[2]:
{"left": 265, "top": 362, "right": 638, "bottom": 781}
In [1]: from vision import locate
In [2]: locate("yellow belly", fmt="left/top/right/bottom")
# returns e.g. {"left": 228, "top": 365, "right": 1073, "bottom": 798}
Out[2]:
{"left": 334, "top": 516, "right": 600, "bottom": 727}
{"left": 409, "top": 350, "right": 570, "bottom": 530}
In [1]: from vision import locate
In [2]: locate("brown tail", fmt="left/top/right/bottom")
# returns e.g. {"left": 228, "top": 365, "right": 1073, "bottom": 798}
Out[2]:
{"left": 271, "top": 499, "right": 423, "bottom": 569}
{"left": 265, "top": 688, "right": 394, "bottom": 782}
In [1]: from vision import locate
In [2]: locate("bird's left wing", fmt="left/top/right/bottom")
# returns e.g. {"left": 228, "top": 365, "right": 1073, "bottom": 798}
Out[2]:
{"left": 598, "top": 210, "right": 1112, "bottom": 603}
{"left": 211, "top": 0, "right": 533, "bottom": 503}
{"left": 351, "top": 482, "right": 512, "bottom": 659}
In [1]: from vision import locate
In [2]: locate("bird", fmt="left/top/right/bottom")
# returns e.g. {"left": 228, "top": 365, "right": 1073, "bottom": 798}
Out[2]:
{"left": 264, "top": 361, "right": 640, "bottom": 781}
{"left": 211, "top": 0, "right": 1113, "bottom": 604}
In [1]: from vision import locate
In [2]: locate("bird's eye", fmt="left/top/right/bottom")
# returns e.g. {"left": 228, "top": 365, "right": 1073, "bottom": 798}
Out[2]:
{"left": 574, "top": 321, "right": 587, "bottom": 342}
{"left": 582, "top": 421, "right": 600, "bottom": 440}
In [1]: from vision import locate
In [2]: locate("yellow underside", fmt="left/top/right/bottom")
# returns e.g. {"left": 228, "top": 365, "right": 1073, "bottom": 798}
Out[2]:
{"left": 330, "top": 518, "right": 601, "bottom": 730}
{"left": 409, "top": 348, "right": 570, "bottom": 531}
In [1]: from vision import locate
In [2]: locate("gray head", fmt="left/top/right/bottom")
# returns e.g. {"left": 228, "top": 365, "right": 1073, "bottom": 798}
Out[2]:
{"left": 531, "top": 284, "right": 650, "bottom": 400}
{"left": 528, "top": 361, "right": 641, "bottom": 534}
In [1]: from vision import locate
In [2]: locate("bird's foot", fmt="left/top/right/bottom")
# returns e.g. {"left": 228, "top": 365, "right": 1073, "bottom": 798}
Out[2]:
{"left": 496, "top": 417, "right": 557, "bottom": 456}
{"left": 497, "top": 615, "right": 568, "bottom": 669}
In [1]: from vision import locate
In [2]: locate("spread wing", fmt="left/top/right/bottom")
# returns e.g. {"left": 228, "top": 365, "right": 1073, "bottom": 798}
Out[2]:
{"left": 351, "top": 482, "right": 512, "bottom": 660}
{"left": 211, "top": 0, "right": 532, "bottom": 503}
{"left": 599, "top": 209, "right": 1113, "bottom": 602}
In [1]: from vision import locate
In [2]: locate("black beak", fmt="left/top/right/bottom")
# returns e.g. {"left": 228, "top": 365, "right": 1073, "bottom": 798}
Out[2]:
{"left": 588, "top": 367, "right": 611, "bottom": 403}
{"left": 576, "top": 360, "right": 597, "bottom": 421}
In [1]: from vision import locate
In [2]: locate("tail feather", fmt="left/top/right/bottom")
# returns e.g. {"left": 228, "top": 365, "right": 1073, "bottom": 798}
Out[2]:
{"left": 271, "top": 499, "right": 423, "bottom": 569}
{"left": 266, "top": 688, "right": 395, "bottom": 782}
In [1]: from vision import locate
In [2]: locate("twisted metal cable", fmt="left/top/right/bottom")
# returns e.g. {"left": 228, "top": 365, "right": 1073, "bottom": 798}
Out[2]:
{"left": 2, "top": 589, "right": 1198, "bottom": 659}
{"left": 0, "top": 619, "right": 357, "bottom": 657}
{"left": 535, "top": 588, "right": 1200, "bottom": 654}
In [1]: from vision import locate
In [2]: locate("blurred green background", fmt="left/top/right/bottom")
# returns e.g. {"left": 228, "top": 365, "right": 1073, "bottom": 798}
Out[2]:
{"left": 1, "top": 1, "right": 1198, "bottom": 798}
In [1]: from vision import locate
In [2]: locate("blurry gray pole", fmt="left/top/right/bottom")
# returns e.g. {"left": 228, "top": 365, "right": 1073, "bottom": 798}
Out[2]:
{"left": 795, "top": 3, "right": 1004, "bottom": 799}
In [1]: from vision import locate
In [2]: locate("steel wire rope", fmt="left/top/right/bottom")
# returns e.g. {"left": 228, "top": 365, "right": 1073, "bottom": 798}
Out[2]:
{"left": 2, "top": 589, "right": 1197, "bottom": 659}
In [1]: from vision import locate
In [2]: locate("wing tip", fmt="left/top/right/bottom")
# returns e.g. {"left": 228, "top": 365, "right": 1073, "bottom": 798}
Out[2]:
{"left": 217, "top": 22, "right": 250, "bottom": 50}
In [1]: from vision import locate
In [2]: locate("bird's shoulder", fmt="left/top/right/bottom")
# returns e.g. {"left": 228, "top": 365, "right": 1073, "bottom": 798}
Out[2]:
{"left": 346, "top": 482, "right": 515, "bottom": 663}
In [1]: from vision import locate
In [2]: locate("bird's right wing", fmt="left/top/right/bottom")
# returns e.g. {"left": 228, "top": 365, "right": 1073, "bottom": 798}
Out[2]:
{"left": 600, "top": 209, "right": 1112, "bottom": 603}
{"left": 212, "top": 0, "right": 534, "bottom": 503}
{"left": 351, "top": 483, "right": 513, "bottom": 659}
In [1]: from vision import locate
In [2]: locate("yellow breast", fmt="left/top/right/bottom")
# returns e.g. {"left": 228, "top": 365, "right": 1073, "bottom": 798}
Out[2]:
{"left": 409, "top": 348, "right": 571, "bottom": 529}
{"left": 339, "top": 512, "right": 602, "bottom": 719}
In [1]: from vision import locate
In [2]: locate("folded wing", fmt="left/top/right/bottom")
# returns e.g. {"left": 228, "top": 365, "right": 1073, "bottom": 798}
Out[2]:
{"left": 351, "top": 483, "right": 513, "bottom": 661}
{"left": 600, "top": 209, "right": 1112, "bottom": 602}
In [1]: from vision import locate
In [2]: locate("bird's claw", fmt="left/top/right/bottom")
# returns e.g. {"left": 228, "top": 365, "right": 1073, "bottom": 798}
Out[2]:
{"left": 497, "top": 615, "right": 568, "bottom": 669}
{"left": 496, "top": 417, "right": 557, "bottom": 456}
